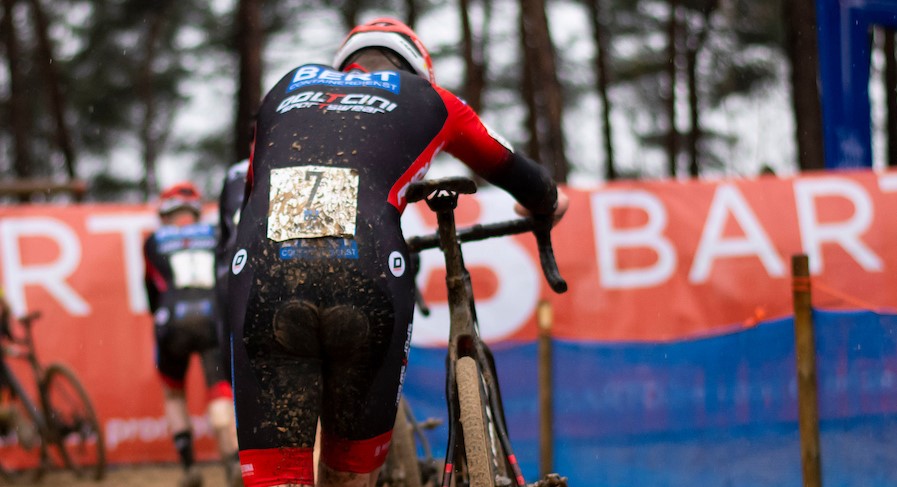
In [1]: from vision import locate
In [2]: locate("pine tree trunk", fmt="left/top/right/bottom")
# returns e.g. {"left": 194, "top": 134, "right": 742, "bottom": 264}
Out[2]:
{"left": 665, "top": 0, "right": 679, "bottom": 178}
{"left": 520, "top": 0, "right": 568, "bottom": 183}
{"left": 686, "top": 5, "right": 715, "bottom": 178}
{"left": 459, "top": 0, "right": 487, "bottom": 112}
{"left": 686, "top": 41, "right": 700, "bottom": 178}
{"left": 339, "top": 0, "right": 363, "bottom": 30}
{"left": 587, "top": 0, "right": 616, "bottom": 180}
{"left": 29, "top": 0, "right": 79, "bottom": 197}
{"left": 2, "top": 0, "right": 34, "bottom": 201}
{"left": 235, "top": 0, "right": 262, "bottom": 162}
{"left": 519, "top": 8, "right": 541, "bottom": 162}
{"left": 138, "top": 3, "right": 170, "bottom": 200}
{"left": 404, "top": 0, "right": 418, "bottom": 27}
{"left": 783, "top": 0, "right": 825, "bottom": 171}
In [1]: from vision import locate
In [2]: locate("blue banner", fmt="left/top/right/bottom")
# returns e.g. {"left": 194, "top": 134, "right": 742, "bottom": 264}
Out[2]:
{"left": 403, "top": 310, "right": 897, "bottom": 486}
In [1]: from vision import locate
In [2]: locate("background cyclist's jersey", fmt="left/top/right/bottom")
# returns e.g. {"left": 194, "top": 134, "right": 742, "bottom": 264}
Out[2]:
{"left": 144, "top": 222, "right": 218, "bottom": 313}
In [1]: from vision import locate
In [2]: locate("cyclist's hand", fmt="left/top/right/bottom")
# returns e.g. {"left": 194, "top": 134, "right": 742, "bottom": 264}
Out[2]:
{"left": 514, "top": 188, "right": 569, "bottom": 226}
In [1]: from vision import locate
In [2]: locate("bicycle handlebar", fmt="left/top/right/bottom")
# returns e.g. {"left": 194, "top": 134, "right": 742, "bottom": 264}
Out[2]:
{"left": 406, "top": 216, "right": 568, "bottom": 294}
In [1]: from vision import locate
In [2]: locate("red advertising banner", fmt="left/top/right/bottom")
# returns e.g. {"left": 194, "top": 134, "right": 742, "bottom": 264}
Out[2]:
{"left": 1, "top": 168, "right": 896, "bottom": 464}
{"left": 408, "top": 169, "right": 897, "bottom": 344}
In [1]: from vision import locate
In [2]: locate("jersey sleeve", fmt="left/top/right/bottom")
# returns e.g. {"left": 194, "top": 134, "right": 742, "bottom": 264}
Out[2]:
{"left": 143, "top": 236, "right": 165, "bottom": 313}
{"left": 435, "top": 86, "right": 558, "bottom": 215}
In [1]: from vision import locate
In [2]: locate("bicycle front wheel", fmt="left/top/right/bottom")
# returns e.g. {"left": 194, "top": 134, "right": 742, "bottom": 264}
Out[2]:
{"left": 41, "top": 364, "right": 106, "bottom": 480}
{"left": 456, "top": 356, "right": 495, "bottom": 487}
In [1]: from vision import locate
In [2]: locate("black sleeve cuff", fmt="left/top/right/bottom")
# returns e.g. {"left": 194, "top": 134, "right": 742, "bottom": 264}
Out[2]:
{"left": 484, "top": 152, "right": 558, "bottom": 215}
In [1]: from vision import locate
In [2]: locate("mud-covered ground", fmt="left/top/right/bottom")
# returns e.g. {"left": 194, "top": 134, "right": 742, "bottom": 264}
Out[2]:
{"left": 33, "top": 462, "right": 231, "bottom": 487}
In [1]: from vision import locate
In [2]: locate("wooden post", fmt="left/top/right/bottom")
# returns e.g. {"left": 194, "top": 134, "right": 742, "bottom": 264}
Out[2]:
{"left": 0, "top": 178, "right": 86, "bottom": 198}
{"left": 537, "top": 299, "right": 554, "bottom": 477}
{"left": 791, "top": 254, "right": 822, "bottom": 487}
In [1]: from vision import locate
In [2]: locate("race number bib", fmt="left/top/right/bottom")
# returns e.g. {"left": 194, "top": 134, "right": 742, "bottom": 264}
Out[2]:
{"left": 170, "top": 249, "right": 215, "bottom": 289}
{"left": 267, "top": 165, "right": 359, "bottom": 242}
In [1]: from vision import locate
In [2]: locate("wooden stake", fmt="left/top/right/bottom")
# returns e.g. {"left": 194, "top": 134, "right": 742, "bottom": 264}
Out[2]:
{"left": 537, "top": 299, "right": 553, "bottom": 477}
{"left": 792, "top": 254, "right": 822, "bottom": 487}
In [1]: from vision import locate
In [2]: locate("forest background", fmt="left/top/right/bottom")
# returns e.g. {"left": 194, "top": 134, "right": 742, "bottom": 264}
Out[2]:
{"left": 2, "top": 0, "right": 896, "bottom": 202}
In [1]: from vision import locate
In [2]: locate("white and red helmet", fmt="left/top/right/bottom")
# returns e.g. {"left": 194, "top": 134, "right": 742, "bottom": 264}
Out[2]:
{"left": 333, "top": 17, "right": 435, "bottom": 84}
{"left": 158, "top": 182, "right": 202, "bottom": 216}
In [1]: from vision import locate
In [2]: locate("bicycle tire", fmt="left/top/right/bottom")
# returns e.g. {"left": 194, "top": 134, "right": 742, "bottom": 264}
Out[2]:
{"left": 41, "top": 364, "right": 106, "bottom": 480}
{"left": 381, "top": 397, "right": 423, "bottom": 487}
{"left": 456, "top": 356, "right": 494, "bottom": 487}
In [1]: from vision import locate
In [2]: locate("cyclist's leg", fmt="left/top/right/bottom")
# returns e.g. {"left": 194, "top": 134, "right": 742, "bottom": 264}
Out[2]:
{"left": 317, "top": 264, "right": 415, "bottom": 487}
{"left": 230, "top": 263, "right": 321, "bottom": 487}
{"left": 198, "top": 322, "right": 240, "bottom": 483}
{"left": 154, "top": 313, "right": 196, "bottom": 475}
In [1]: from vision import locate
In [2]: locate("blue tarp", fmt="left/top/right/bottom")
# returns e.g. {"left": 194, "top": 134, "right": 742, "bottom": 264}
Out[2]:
{"left": 402, "top": 310, "right": 897, "bottom": 486}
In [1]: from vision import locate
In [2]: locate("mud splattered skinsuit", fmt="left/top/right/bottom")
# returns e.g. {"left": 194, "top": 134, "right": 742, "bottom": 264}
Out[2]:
{"left": 143, "top": 223, "right": 231, "bottom": 398}
{"left": 228, "top": 64, "right": 557, "bottom": 485}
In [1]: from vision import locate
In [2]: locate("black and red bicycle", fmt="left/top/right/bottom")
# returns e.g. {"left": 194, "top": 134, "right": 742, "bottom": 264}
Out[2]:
{"left": 402, "top": 177, "right": 568, "bottom": 487}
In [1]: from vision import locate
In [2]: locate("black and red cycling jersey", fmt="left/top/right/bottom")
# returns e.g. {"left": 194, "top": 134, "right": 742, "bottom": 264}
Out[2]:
{"left": 242, "top": 63, "right": 557, "bottom": 228}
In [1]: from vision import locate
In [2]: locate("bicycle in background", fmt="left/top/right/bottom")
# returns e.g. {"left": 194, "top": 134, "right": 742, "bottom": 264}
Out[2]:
{"left": 404, "top": 177, "right": 568, "bottom": 487}
{"left": 0, "top": 311, "right": 106, "bottom": 482}
{"left": 379, "top": 396, "right": 442, "bottom": 487}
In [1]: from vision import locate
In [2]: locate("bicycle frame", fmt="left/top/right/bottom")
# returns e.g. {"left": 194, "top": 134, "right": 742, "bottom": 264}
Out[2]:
{"left": 1, "top": 312, "right": 106, "bottom": 480}
{"left": 406, "top": 178, "right": 566, "bottom": 487}
{"left": 1, "top": 313, "right": 51, "bottom": 475}
{"left": 6, "top": 313, "right": 50, "bottom": 420}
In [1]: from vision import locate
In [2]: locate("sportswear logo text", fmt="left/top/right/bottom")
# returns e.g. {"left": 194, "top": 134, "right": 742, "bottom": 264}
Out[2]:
{"left": 287, "top": 65, "right": 401, "bottom": 94}
{"left": 277, "top": 91, "right": 398, "bottom": 115}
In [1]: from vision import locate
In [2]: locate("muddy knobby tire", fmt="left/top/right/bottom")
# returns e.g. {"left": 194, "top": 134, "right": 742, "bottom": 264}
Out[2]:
{"left": 456, "top": 356, "right": 494, "bottom": 487}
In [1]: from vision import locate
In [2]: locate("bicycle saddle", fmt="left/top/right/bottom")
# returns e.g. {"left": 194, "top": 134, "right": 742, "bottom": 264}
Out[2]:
{"left": 406, "top": 177, "right": 477, "bottom": 203}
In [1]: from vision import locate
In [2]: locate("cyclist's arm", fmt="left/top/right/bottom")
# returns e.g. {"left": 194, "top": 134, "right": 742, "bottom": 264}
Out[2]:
{"left": 435, "top": 86, "right": 559, "bottom": 217}
{"left": 143, "top": 237, "right": 164, "bottom": 313}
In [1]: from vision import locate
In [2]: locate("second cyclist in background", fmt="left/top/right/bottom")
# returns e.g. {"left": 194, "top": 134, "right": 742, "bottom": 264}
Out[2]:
{"left": 143, "top": 182, "right": 242, "bottom": 487}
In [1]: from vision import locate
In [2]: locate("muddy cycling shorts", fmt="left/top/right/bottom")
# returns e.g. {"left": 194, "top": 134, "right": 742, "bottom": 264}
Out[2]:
{"left": 227, "top": 236, "right": 414, "bottom": 485}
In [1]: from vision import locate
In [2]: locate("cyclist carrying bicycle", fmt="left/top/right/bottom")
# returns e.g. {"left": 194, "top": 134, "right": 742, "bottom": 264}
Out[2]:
{"left": 227, "top": 18, "right": 568, "bottom": 487}
{"left": 143, "top": 183, "right": 242, "bottom": 487}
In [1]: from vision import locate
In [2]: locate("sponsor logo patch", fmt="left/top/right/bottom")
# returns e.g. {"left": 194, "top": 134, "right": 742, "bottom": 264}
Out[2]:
{"left": 232, "top": 249, "right": 248, "bottom": 274}
{"left": 277, "top": 91, "right": 398, "bottom": 115}
{"left": 388, "top": 251, "right": 406, "bottom": 277}
{"left": 278, "top": 239, "right": 359, "bottom": 260}
{"left": 287, "top": 65, "right": 401, "bottom": 94}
